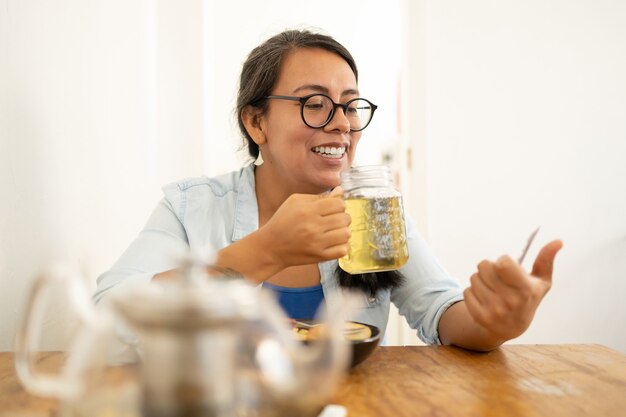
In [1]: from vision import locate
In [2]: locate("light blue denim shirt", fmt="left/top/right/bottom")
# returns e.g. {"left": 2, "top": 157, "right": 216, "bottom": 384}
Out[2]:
{"left": 94, "top": 163, "right": 464, "bottom": 344}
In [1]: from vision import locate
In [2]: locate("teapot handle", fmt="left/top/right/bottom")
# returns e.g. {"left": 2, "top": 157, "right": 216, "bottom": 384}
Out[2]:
{"left": 14, "top": 265, "right": 105, "bottom": 400}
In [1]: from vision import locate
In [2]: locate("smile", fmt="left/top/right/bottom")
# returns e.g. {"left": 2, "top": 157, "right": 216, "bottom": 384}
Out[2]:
{"left": 312, "top": 146, "right": 346, "bottom": 159}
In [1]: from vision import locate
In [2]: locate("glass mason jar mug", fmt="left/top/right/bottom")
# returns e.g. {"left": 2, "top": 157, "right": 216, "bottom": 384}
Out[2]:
{"left": 339, "top": 165, "right": 409, "bottom": 274}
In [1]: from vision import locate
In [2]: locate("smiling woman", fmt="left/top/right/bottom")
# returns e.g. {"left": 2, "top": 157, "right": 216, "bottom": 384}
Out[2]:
{"left": 94, "top": 29, "right": 563, "bottom": 353}
{"left": 94, "top": 29, "right": 462, "bottom": 342}
{"left": 2, "top": 0, "right": 622, "bottom": 358}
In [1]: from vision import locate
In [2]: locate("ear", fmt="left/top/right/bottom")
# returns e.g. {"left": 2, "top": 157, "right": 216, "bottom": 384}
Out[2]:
{"left": 241, "top": 106, "right": 267, "bottom": 145}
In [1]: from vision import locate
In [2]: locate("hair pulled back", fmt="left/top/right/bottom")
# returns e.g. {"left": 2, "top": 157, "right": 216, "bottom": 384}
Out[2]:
{"left": 236, "top": 30, "right": 358, "bottom": 159}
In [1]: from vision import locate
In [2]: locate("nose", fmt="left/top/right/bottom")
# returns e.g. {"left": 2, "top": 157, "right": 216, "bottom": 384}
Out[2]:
{"left": 323, "top": 105, "right": 351, "bottom": 134}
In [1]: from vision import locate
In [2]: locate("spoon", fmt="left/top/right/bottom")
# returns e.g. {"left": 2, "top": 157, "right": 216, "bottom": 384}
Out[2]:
{"left": 293, "top": 320, "right": 363, "bottom": 334}
{"left": 293, "top": 320, "right": 319, "bottom": 329}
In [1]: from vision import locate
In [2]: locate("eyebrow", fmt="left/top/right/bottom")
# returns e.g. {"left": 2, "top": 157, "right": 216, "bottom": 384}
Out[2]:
{"left": 292, "top": 84, "right": 360, "bottom": 97}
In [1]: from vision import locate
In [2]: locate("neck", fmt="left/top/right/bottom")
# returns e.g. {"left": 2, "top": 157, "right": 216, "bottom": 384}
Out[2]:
{"left": 255, "top": 166, "right": 291, "bottom": 219}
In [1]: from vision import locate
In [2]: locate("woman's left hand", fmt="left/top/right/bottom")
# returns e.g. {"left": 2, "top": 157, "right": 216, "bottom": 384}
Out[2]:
{"left": 463, "top": 240, "right": 563, "bottom": 343}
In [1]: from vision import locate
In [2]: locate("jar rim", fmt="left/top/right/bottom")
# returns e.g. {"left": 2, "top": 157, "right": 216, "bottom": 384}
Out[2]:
{"left": 341, "top": 164, "right": 393, "bottom": 191}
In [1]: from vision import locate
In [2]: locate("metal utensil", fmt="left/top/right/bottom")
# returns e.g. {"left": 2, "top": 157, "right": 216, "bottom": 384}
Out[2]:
{"left": 294, "top": 321, "right": 363, "bottom": 334}
{"left": 518, "top": 226, "right": 541, "bottom": 264}
{"left": 294, "top": 320, "right": 319, "bottom": 329}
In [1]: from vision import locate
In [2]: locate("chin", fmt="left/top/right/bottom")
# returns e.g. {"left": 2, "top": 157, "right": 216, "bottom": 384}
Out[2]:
{"left": 322, "top": 179, "right": 342, "bottom": 192}
{"left": 306, "top": 176, "right": 339, "bottom": 193}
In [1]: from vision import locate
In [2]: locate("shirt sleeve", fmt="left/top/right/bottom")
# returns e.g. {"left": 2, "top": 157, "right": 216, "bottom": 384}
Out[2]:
{"left": 92, "top": 197, "right": 190, "bottom": 304}
{"left": 390, "top": 217, "right": 465, "bottom": 345}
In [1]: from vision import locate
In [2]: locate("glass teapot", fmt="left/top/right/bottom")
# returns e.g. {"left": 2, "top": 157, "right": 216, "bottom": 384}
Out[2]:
{"left": 15, "top": 257, "right": 353, "bottom": 417}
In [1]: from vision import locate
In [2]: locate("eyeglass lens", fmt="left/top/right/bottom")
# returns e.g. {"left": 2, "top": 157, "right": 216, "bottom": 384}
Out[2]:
{"left": 303, "top": 95, "right": 373, "bottom": 130}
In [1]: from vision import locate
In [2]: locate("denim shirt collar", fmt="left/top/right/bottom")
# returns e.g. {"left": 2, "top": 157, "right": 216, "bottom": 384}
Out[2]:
{"left": 232, "top": 163, "right": 259, "bottom": 242}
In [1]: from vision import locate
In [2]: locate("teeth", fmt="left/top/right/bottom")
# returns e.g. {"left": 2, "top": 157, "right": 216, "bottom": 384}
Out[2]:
{"left": 314, "top": 146, "right": 346, "bottom": 158}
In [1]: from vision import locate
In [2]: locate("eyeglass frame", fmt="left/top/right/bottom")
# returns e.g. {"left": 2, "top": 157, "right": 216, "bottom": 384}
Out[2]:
{"left": 263, "top": 93, "right": 378, "bottom": 132}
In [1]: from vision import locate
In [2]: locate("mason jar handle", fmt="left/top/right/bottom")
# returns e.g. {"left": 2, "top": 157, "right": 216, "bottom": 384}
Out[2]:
{"left": 14, "top": 265, "right": 100, "bottom": 400}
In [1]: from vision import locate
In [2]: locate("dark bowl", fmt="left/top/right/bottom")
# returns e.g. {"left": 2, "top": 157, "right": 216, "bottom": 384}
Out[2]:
{"left": 348, "top": 322, "right": 381, "bottom": 368}
{"left": 295, "top": 320, "right": 381, "bottom": 368}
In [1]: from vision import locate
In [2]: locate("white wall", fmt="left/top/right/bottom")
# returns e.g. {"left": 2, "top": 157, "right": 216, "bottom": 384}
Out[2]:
{"left": 0, "top": 0, "right": 208, "bottom": 350}
{"left": 400, "top": 0, "right": 626, "bottom": 352}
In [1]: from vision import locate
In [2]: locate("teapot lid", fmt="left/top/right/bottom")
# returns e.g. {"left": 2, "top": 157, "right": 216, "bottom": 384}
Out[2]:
{"left": 111, "top": 260, "right": 259, "bottom": 330}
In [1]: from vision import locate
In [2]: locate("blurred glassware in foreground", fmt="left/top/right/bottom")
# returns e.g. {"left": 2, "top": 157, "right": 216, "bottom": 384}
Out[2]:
{"left": 15, "top": 256, "right": 356, "bottom": 417}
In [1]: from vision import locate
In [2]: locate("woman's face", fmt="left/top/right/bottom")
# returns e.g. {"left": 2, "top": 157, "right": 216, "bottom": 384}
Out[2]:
{"left": 257, "top": 47, "right": 362, "bottom": 194}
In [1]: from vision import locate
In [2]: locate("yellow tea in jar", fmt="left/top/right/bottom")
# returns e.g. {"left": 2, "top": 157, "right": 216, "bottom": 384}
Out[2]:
{"left": 339, "top": 196, "right": 409, "bottom": 274}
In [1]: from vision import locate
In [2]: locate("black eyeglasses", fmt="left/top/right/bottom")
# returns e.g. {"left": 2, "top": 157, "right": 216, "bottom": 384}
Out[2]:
{"left": 264, "top": 93, "right": 378, "bottom": 132}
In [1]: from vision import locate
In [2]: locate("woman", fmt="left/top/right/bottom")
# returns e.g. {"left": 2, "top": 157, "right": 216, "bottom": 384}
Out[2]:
{"left": 94, "top": 29, "right": 563, "bottom": 351}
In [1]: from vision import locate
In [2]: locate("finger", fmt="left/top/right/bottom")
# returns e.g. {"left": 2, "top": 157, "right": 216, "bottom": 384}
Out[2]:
{"left": 316, "top": 196, "right": 346, "bottom": 216}
{"left": 469, "top": 272, "right": 497, "bottom": 305}
{"left": 319, "top": 212, "right": 351, "bottom": 233}
{"left": 319, "top": 227, "right": 351, "bottom": 248}
{"left": 493, "top": 255, "right": 531, "bottom": 290}
{"left": 320, "top": 242, "right": 350, "bottom": 260}
{"left": 476, "top": 260, "right": 510, "bottom": 292}
{"left": 284, "top": 194, "right": 324, "bottom": 213}
{"left": 318, "top": 186, "right": 344, "bottom": 199}
{"left": 326, "top": 186, "right": 344, "bottom": 198}
{"left": 531, "top": 239, "right": 564, "bottom": 282}
{"left": 474, "top": 262, "right": 533, "bottom": 317}
{"left": 463, "top": 289, "right": 489, "bottom": 328}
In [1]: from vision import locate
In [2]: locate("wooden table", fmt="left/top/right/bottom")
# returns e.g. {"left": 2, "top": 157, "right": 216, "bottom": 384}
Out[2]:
{"left": 1, "top": 345, "right": 625, "bottom": 417}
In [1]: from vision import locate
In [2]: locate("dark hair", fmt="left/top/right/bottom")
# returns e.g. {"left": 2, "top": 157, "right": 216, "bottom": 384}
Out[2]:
{"left": 236, "top": 29, "right": 358, "bottom": 160}
{"left": 335, "top": 266, "right": 405, "bottom": 298}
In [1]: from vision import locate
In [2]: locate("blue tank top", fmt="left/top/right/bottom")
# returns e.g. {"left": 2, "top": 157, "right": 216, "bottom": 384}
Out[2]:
{"left": 262, "top": 282, "right": 325, "bottom": 319}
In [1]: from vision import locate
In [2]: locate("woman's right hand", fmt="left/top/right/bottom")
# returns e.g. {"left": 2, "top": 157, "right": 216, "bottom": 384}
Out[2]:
{"left": 259, "top": 187, "right": 351, "bottom": 270}
{"left": 214, "top": 187, "right": 350, "bottom": 283}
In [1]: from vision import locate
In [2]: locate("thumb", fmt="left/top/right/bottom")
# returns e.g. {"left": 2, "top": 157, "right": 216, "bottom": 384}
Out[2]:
{"left": 531, "top": 239, "right": 564, "bottom": 281}
{"left": 321, "top": 186, "right": 344, "bottom": 199}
